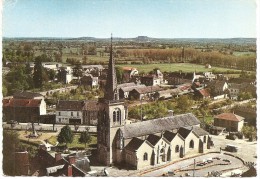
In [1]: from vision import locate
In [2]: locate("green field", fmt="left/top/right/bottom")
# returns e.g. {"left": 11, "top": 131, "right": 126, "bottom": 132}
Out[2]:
{"left": 117, "top": 63, "right": 244, "bottom": 73}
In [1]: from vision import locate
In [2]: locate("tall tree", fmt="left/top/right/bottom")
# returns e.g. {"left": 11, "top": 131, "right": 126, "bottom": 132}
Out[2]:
{"left": 57, "top": 125, "right": 74, "bottom": 147}
{"left": 33, "top": 57, "right": 44, "bottom": 88}
{"left": 3, "top": 131, "right": 20, "bottom": 176}
{"left": 78, "top": 128, "right": 92, "bottom": 148}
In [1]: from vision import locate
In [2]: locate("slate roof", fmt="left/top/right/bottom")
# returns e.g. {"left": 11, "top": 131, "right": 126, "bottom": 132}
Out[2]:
{"left": 13, "top": 91, "right": 43, "bottom": 99}
{"left": 214, "top": 113, "right": 244, "bottom": 122}
{"left": 117, "top": 82, "right": 136, "bottom": 88}
{"left": 120, "top": 84, "right": 146, "bottom": 93}
{"left": 146, "top": 134, "right": 161, "bottom": 146}
{"left": 121, "top": 113, "right": 200, "bottom": 139}
{"left": 185, "top": 126, "right": 209, "bottom": 136}
{"left": 3, "top": 98, "right": 42, "bottom": 107}
{"left": 177, "top": 127, "right": 192, "bottom": 139}
{"left": 56, "top": 100, "right": 85, "bottom": 111}
{"left": 124, "top": 137, "right": 145, "bottom": 151}
{"left": 133, "top": 85, "right": 162, "bottom": 94}
{"left": 163, "top": 130, "right": 178, "bottom": 142}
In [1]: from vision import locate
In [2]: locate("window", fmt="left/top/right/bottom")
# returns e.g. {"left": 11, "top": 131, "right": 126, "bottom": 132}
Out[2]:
{"left": 175, "top": 145, "right": 179, "bottom": 153}
{"left": 203, "top": 136, "right": 206, "bottom": 143}
{"left": 71, "top": 112, "right": 73, "bottom": 116}
{"left": 189, "top": 140, "right": 194, "bottom": 149}
{"left": 113, "top": 111, "right": 116, "bottom": 122}
{"left": 77, "top": 112, "right": 79, "bottom": 116}
{"left": 143, "top": 153, "right": 148, "bottom": 161}
{"left": 59, "top": 112, "right": 61, "bottom": 116}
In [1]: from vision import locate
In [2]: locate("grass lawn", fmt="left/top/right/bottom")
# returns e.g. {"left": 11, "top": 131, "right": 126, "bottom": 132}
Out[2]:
{"left": 48, "top": 134, "right": 97, "bottom": 149}
{"left": 117, "top": 63, "right": 243, "bottom": 73}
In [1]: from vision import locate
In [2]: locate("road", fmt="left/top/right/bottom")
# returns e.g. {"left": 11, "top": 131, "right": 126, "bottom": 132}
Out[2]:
{"left": 141, "top": 153, "right": 245, "bottom": 177}
{"left": 2, "top": 122, "right": 97, "bottom": 133}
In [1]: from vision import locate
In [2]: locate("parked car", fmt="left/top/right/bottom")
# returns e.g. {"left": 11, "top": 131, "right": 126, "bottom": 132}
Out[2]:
{"left": 196, "top": 163, "right": 204, "bottom": 166}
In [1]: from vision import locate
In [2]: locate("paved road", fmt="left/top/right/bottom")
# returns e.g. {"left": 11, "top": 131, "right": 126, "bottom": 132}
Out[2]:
{"left": 2, "top": 122, "right": 97, "bottom": 133}
{"left": 141, "top": 153, "right": 244, "bottom": 177}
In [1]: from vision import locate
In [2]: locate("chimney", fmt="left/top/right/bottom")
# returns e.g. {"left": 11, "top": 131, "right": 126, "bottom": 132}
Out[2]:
{"left": 67, "top": 165, "right": 73, "bottom": 176}
{"left": 55, "top": 153, "right": 62, "bottom": 162}
{"left": 68, "top": 156, "right": 76, "bottom": 165}
{"left": 168, "top": 110, "right": 174, "bottom": 117}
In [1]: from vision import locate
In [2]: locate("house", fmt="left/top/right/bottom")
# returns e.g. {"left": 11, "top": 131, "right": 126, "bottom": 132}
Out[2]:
{"left": 3, "top": 98, "right": 46, "bottom": 123}
{"left": 128, "top": 85, "right": 162, "bottom": 100}
{"left": 80, "top": 75, "right": 99, "bottom": 88}
{"left": 122, "top": 67, "right": 138, "bottom": 82}
{"left": 56, "top": 100, "right": 99, "bottom": 125}
{"left": 56, "top": 100, "right": 85, "bottom": 124}
{"left": 166, "top": 72, "right": 193, "bottom": 86}
{"left": 14, "top": 150, "right": 30, "bottom": 176}
{"left": 206, "top": 80, "right": 228, "bottom": 97}
{"left": 228, "top": 82, "right": 256, "bottom": 100}
{"left": 96, "top": 37, "right": 212, "bottom": 170}
{"left": 57, "top": 66, "right": 73, "bottom": 84}
{"left": 140, "top": 75, "right": 161, "bottom": 86}
{"left": 118, "top": 83, "right": 146, "bottom": 99}
{"left": 194, "top": 88, "right": 210, "bottom": 99}
{"left": 31, "top": 148, "right": 91, "bottom": 176}
{"left": 214, "top": 113, "right": 245, "bottom": 132}
{"left": 82, "top": 65, "right": 104, "bottom": 76}
{"left": 205, "top": 64, "right": 212, "bottom": 69}
{"left": 82, "top": 101, "right": 99, "bottom": 125}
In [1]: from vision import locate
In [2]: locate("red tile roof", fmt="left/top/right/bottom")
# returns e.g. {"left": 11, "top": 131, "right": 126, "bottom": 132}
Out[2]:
{"left": 214, "top": 113, "right": 244, "bottom": 122}
{"left": 3, "top": 98, "right": 42, "bottom": 107}
{"left": 198, "top": 89, "right": 210, "bottom": 97}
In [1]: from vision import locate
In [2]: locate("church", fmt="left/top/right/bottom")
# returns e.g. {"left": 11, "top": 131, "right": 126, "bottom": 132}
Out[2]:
{"left": 97, "top": 37, "right": 211, "bottom": 170}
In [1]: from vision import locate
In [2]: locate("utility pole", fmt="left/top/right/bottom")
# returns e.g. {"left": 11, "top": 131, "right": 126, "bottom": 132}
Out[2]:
{"left": 193, "top": 159, "right": 196, "bottom": 177}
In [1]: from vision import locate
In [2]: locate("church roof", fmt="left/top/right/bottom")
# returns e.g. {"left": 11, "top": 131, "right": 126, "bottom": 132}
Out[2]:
{"left": 146, "top": 134, "right": 161, "bottom": 146}
{"left": 124, "top": 137, "right": 145, "bottom": 152}
{"left": 121, "top": 113, "right": 200, "bottom": 139}
{"left": 186, "top": 126, "right": 209, "bottom": 136}
{"left": 177, "top": 127, "right": 192, "bottom": 139}
{"left": 163, "top": 131, "right": 178, "bottom": 142}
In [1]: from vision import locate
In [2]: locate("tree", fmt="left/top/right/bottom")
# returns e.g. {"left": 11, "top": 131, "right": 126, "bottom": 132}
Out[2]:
{"left": 33, "top": 57, "right": 44, "bottom": 88}
{"left": 73, "top": 61, "right": 83, "bottom": 79}
{"left": 3, "top": 131, "right": 20, "bottom": 176}
{"left": 78, "top": 128, "right": 92, "bottom": 148}
{"left": 176, "top": 95, "right": 193, "bottom": 112}
{"left": 115, "top": 66, "right": 123, "bottom": 83}
{"left": 57, "top": 125, "right": 73, "bottom": 147}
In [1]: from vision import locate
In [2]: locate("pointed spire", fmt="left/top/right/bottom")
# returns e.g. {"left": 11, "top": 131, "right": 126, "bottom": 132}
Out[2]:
{"left": 104, "top": 34, "right": 119, "bottom": 101}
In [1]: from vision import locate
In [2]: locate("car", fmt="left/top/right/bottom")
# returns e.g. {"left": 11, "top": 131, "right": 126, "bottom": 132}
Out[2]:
{"left": 223, "top": 159, "right": 231, "bottom": 163}
{"left": 196, "top": 163, "right": 204, "bottom": 166}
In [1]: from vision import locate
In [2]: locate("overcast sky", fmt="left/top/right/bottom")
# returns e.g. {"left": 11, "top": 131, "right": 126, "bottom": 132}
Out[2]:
{"left": 2, "top": 0, "right": 257, "bottom": 38}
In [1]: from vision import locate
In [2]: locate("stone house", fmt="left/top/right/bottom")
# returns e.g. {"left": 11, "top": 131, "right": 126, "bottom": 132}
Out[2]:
{"left": 128, "top": 85, "right": 162, "bottom": 100}
{"left": 214, "top": 113, "right": 245, "bottom": 132}
{"left": 3, "top": 98, "right": 46, "bottom": 123}
{"left": 118, "top": 83, "right": 146, "bottom": 99}
{"left": 56, "top": 100, "right": 99, "bottom": 125}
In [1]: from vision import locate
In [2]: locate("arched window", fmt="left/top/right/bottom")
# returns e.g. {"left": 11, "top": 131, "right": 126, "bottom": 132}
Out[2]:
{"left": 203, "top": 136, "right": 206, "bottom": 143}
{"left": 113, "top": 111, "right": 116, "bottom": 122}
{"left": 175, "top": 145, "right": 179, "bottom": 153}
{"left": 160, "top": 148, "right": 164, "bottom": 153}
{"left": 189, "top": 140, "right": 194, "bottom": 148}
{"left": 113, "top": 108, "right": 121, "bottom": 124}
{"left": 143, "top": 153, "right": 148, "bottom": 161}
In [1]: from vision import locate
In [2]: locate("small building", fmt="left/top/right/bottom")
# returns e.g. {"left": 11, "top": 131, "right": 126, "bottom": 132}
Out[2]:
{"left": 194, "top": 88, "right": 210, "bottom": 99}
{"left": 118, "top": 83, "right": 146, "bottom": 99}
{"left": 82, "top": 101, "right": 99, "bottom": 125}
{"left": 214, "top": 113, "right": 245, "bottom": 132}
{"left": 122, "top": 67, "right": 138, "bottom": 82}
{"left": 207, "top": 80, "right": 228, "bottom": 97}
{"left": 140, "top": 75, "right": 161, "bottom": 86}
{"left": 57, "top": 66, "right": 73, "bottom": 84}
{"left": 129, "top": 85, "right": 162, "bottom": 100}
{"left": 80, "top": 75, "right": 99, "bottom": 88}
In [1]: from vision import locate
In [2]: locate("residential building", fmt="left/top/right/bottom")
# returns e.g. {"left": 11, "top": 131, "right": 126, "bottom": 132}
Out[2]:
{"left": 214, "top": 113, "right": 245, "bottom": 132}
{"left": 3, "top": 98, "right": 46, "bottom": 123}
{"left": 128, "top": 85, "right": 162, "bottom": 100}
{"left": 118, "top": 83, "right": 146, "bottom": 99}
{"left": 122, "top": 67, "right": 138, "bottom": 82}
{"left": 80, "top": 75, "right": 99, "bottom": 88}
{"left": 13, "top": 91, "right": 44, "bottom": 100}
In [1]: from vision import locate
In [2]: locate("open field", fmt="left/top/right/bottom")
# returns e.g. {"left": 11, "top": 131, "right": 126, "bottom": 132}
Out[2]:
{"left": 117, "top": 63, "right": 244, "bottom": 73}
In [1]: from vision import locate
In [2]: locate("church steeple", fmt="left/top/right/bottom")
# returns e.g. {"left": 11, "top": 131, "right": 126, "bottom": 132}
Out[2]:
{"left": 104, "top": 34, "right": 119, "bottom": 101}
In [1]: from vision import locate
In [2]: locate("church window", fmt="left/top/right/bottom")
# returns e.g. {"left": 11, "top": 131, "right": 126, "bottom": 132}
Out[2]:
{"left": 113, "top": 111, "right": 116, "bottom": 122}
{"left": 203, "top": 136, "right": 206, "bottom": 143}
{"left": 175, "top": 145, "right": 179, "bottom": 153}
{"left": 71, "top": 112, "right": 73, "bottom": 116}
{"left": 143, "top": 153, "right": 148, "bottom": 161}
{"left": 77, "top": 112, "right": 79, "bottom": 116}
{"left": 160, "top": 148, "right": 164, "bottom": 153}
{"left": 189, "top": 140, "right": 194, "bottom": 148}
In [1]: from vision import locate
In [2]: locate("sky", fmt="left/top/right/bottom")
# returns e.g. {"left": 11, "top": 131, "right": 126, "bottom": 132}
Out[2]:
{"left": 1, "top": 0, "right": 258, "bottom": 38}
